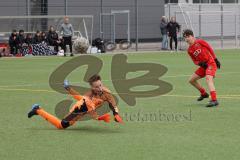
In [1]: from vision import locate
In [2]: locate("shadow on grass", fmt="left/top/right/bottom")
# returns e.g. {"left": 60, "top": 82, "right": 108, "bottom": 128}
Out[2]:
{"left": 28, "top": 125, "right": 124, "bottom": 134}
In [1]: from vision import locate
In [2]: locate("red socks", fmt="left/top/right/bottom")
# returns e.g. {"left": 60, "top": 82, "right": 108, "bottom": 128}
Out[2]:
{"left": 210, "top": 91, "right": 217, "bottom": 101}
{"left": 199, "top": 88, "right": 217, "bottom": 101}
{"left": 199, "top": 87, "right": 207, "bottom": 96}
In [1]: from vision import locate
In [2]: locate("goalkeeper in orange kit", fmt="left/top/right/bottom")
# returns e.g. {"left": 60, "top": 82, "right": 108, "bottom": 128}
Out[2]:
{"left": 27, "top": 74, "right": 123, "bottom": 129}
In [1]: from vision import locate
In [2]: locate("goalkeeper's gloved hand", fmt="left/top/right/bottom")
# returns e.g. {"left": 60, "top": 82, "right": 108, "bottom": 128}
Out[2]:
{"left": 113, "top": 112, "right": 123, "bottom": 123}
{"left": 64, "top": 80, "right": 70, "bottom": 90}
{"left": 198, "top": 62, "right": 208, "bottom": 69}
{"left": 214, "top": 58, "right": 221, "bottom": 69}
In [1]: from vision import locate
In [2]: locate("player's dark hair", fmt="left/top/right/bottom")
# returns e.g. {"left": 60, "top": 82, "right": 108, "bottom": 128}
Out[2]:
{"left": 88, "top": 74, "right": 101, "bottom": 85}
{"left": 183, "top": 29, "right": 194, "bottom": 37}
{"left": 19, "top": 29, "right": 24, "bottom": 33}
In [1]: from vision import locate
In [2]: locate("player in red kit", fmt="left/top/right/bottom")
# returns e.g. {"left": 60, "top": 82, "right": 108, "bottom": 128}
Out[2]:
{"left": 183, "top": 29, "right": 221, "bottom": 107}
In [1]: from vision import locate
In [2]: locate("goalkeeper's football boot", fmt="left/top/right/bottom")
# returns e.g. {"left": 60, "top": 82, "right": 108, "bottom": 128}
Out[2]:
{"left": 63, "top": 79, "right": 70, "bottom": 90}
{"left": 28, "top": 104, "right": 40, "bottom": 118}
{"left": 197, "top": 93, "right": 209, "bottom": 101}
{"left": 206, "top": 100, "right": 219, "bottom": 107}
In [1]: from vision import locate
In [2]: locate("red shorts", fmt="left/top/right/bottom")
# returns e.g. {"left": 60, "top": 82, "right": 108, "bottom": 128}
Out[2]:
{"left": 195, "top": 63, "right": 217, "bottom": 78}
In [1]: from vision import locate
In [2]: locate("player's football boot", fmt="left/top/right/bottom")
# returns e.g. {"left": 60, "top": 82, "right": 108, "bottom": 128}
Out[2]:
{"left": 197, "top": 93, "right": 209, "bottom": 101}
{"left": 206, "top": 100, "right": 219, "bottom": 107}
{"left": 28, "top": 104, "right": 40, "bottom": 118}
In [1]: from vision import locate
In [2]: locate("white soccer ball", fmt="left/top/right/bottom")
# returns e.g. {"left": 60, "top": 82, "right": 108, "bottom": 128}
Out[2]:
{"left": 57, "top": 49, "right": 65, "bottom": 56}
{"left": 73, "top": 37, "right": 89, "bottom": 54}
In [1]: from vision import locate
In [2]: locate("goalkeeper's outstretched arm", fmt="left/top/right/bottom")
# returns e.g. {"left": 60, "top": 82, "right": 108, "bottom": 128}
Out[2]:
{"left": 105, "top": 92, "right": 123, "bottom": 123}
{"left": 64, "top": 80, "right": 83, "bottom": 101}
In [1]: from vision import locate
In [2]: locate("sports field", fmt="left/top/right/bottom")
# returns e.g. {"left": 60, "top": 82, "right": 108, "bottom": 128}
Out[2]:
{"left": 1, "top": 50, "right": 240, "bottom": 160}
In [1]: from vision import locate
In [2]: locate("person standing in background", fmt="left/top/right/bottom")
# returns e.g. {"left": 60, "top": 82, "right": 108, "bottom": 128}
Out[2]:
{"left": 17, "top": 30, "right": 25, "bottom": 49}
{"left": 25, "top": 33, "right": 33, "bottom": 46}
{"left": 41, "top": 32, "right": 48, "bottom": 44}
{"left": 33, "top": 31, "right": 42, "bottom": 44}
{"left": 160, "top": 16, "right": 168, "bottom": 50}
{"left": 167, "top": 17, "right": 180, "bottom": 52}
{"left": 48, "top": 26, "right": 63, "bottom": 53}
{"left": 9, "top": 30, "right": 18, "bottom": 55}
{"left": 60, "top": 16, "right": 74, "bottom": 57}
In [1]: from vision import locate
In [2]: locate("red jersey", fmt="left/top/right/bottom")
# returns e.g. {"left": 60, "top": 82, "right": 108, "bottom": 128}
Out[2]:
{"left": 188, "top": 39, "right": 216, "bottom": 66}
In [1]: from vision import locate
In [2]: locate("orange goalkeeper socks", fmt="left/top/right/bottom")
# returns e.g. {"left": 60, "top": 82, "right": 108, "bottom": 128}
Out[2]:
{"left": 36, "top": 108, "right": 63, "bottom": 129}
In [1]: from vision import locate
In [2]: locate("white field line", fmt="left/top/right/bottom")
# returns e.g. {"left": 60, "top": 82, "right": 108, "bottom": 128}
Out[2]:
{"left": 0, "top": 71, "right": 239, "bottom": 88}
{"left": 0, "top": 87, "right": 239, "bottom": 100}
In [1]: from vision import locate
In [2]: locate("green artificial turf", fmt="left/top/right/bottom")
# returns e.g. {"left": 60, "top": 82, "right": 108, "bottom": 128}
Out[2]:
{"left": 0, "top": 50, "right": 240, "bottom": 160}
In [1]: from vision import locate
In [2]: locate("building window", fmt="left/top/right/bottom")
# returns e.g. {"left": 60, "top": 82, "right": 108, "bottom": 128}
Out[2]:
{"left": 193, "top": 0, "right": 210, "bottom": 3}
{"left": 211, "top": 0, "right": 219, "bottom": 3}
{"left": 165, "top": 0, "right": 179, "bottom": 3}
{"left": 193, "top": 0, "right": 200, "bottom": 3}
{"left": 221, "top": 0, "right": 238, "bottom": 3}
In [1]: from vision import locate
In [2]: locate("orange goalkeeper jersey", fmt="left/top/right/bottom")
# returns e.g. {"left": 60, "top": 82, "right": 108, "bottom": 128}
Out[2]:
{"left": 68, "top": 87, "right": 117, "bottom": 111}
{"left": 84, "top": 87, "right": 117, "bottom": 110}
